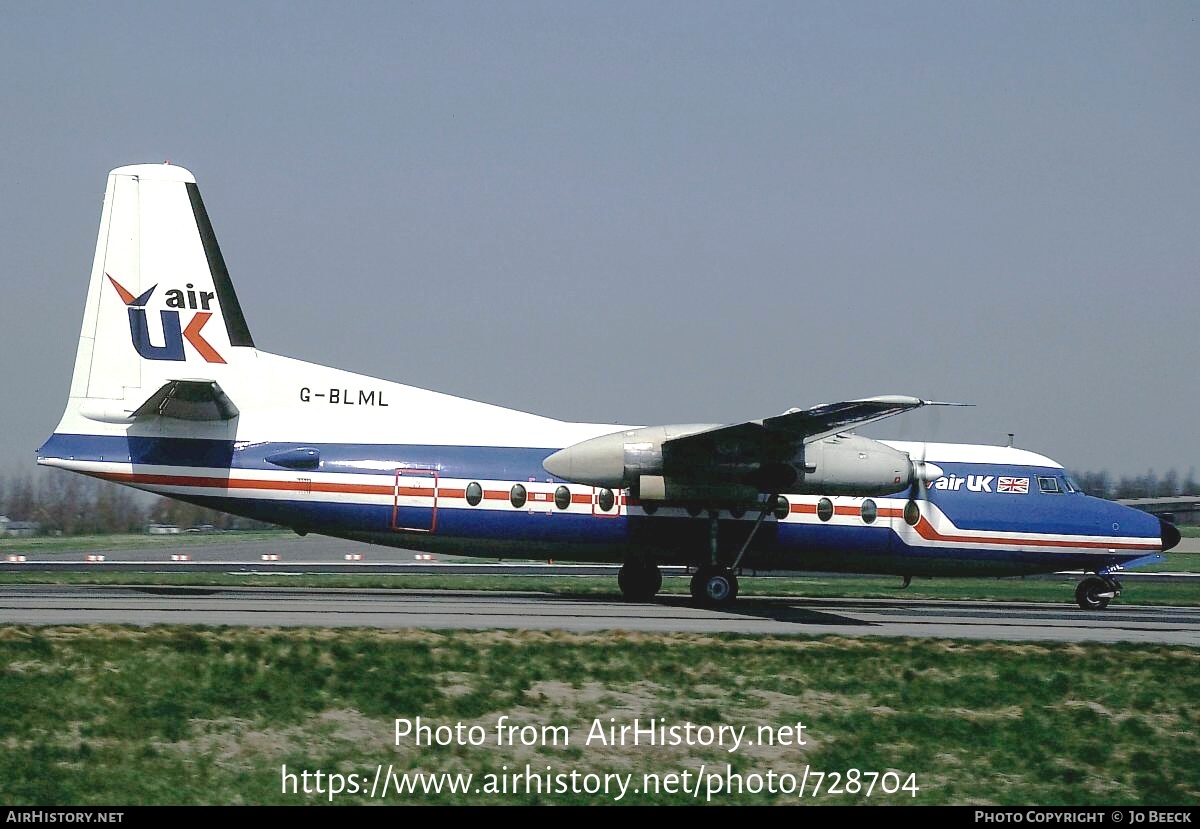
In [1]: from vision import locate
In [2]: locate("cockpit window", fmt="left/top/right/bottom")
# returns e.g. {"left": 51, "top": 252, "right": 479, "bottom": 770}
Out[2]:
{"left": 1063, "top": 475, "right": 1082, "bottom": 493}
{"left": 1037, "top": 476, "right": 1061, "bottom": 494}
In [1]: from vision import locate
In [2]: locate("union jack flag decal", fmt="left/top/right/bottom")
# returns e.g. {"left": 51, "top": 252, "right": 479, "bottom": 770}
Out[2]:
{"left": 998, "top": 477, "right": 1029, "bottom": 494}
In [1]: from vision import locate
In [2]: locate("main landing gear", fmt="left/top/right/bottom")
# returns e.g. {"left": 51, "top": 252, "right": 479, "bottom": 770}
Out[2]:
{"left": 1075, "top": 574, "right": 1122, "bottom": 610}
{"left": 617, "top": 496, "right": 777, "bottom": 608}
{"left": 615, "top": 559, "right": 741, "bottom": 606}
{"left": 617, "top": 560, "right": 663, "bottom": 602}
{"left": 687, "top": 498, "right": 777, "bottom": 609}
{"left": 691, "top": 564, "right": 739, "bottom": 607}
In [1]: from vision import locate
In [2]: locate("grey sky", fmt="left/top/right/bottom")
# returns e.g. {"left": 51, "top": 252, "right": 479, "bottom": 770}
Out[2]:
{"left": 1, "top": 2, "right": 1196, "bottom": 480}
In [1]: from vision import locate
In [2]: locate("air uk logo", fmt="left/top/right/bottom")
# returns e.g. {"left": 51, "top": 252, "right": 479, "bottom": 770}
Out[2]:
{"left": 107, "top": 275, "right": 225, "bottom": 364}
{"left": 932, "top": 474, "right": 995, "bottom": 492}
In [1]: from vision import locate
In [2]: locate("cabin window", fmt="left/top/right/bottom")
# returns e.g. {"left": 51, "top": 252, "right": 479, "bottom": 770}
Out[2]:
{"left": 554, "top": 485, "right": 571, "bottom": 510}
{"left": 1037, "top": 476, "right": 1061, "bottom": 494}
{"left": 817, "top": 497, "right": 834, "bottom": 522}
{"left": 510, "top": 484, "right": 527, "bottom": 508}
{"left": 597, "top": 488, "right": 615, "bottom": 512}
{"left": 904, "top": 500, "right": 920, "bottom": 526}
{"left": 465, "top": 481, "right": 483, "bottom": 506}
{"left": 772, "top": 496, "right": 790, "bottom": 520}
{"left": 861, "top": 499, "right": 878, "bottom": 524}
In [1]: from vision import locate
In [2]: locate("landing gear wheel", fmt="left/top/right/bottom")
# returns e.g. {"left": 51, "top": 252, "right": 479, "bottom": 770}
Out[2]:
{"left": 1075, "top": 575, "right": 1114, "bottom": 611}
{"left": 690, "top": 565, "right": 739, "bottom": 608}
{"left": 618, "top": 562, "right": 662, "bottom": 602}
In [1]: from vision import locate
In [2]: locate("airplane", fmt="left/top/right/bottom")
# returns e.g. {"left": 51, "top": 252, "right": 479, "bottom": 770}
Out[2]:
{"left": 37, "top": 164, "right": 1180, "bottom": 611}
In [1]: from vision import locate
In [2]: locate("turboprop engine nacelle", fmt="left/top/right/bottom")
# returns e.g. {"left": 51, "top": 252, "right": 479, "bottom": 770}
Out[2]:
{"left": 542, "top": 424, "right": 715, "bottom": 488}
{"left": 799, "top": 433, "right": 922, "bottom": 495}
{"left": 543, "top": 426, "right": 929, "bottom": 501}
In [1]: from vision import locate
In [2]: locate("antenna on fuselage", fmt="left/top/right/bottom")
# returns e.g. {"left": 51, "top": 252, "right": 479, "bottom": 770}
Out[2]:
{"left": 1007, "top": 433, "right": 1015, "bottom": 448}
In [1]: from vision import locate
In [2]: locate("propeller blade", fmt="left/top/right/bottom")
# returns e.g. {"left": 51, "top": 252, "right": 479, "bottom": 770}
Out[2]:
{"left": 906, "top": 444, "right": 942, "bottom": 502}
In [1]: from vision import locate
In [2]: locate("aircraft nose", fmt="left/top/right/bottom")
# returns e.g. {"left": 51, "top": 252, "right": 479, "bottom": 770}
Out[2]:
{"left": 1160, "top": 518, "right": 1181, "bottom": 552}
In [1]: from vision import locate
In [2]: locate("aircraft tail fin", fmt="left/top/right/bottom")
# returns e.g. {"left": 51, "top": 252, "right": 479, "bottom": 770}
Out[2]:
{"left": 60, "top": 164, "right": 256, "bottom": 424}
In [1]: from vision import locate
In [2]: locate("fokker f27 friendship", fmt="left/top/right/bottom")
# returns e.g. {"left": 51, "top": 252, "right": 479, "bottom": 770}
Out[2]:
{"left": 38, "top": 165, "right": 1180, "bottom": 609}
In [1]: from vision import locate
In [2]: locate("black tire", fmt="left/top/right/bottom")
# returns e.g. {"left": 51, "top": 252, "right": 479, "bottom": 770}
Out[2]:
{"left": 646, "top": 565, "right": 663, "bottom": 597}
{"left": 618, "top": 563, "right": 662, "bottom": 602}
{"left": 690, "top": 565, "right": 739, "bottom": 608}
{"left": 1075, "top": 576, "right": 1111, "bottom": 611}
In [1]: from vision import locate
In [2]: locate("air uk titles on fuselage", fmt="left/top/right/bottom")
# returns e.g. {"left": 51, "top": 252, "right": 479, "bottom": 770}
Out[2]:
{"left": 933, "top": 473, "right": 997, "bottom": 492}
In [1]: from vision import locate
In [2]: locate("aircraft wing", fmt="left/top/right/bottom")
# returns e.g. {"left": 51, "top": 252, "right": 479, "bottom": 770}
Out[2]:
{"left": 662, "top": 396, "right": 957, "bottom": 465}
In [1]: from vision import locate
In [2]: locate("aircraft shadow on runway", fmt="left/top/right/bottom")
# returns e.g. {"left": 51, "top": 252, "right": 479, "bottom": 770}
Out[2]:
{"left": 553, "top": 592, "right": 876, "bottom": 627}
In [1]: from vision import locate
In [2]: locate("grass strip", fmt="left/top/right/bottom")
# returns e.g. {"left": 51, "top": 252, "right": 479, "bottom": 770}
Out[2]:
{"left": 0, "top": 627, "right": 1196, "bottom": 806}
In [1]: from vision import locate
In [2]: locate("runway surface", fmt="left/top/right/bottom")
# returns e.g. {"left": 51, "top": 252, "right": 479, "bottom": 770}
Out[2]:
{"left": 1, "top": 584, "right": 1197, "bottom": 644}
{"left": 3, "top": 533, "right": 1196, "bottom": 578}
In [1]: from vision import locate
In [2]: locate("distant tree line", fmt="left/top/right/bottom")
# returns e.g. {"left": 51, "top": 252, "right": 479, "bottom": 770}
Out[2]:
{"left": 1071, "top": 468, "right": 1199, "bottom": 500}
{"left": 0, "top": 466, "right": 1196, "bottom": 537}
{"left": 0, "top": 468, "right": 274, "bottom": 535}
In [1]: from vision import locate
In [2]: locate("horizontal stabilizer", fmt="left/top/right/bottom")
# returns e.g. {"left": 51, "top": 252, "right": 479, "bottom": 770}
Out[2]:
{"left": 131, "top": 379, "right": 240, "bottom": 421}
